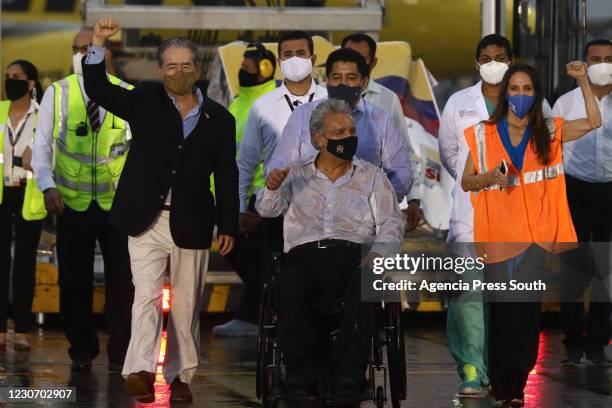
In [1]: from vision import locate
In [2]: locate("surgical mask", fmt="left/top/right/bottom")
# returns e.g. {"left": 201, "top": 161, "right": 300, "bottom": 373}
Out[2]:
{"left": 507, "top": 93, "right": 535, "bottom": 119}
{"left": 280, "top": 56, "right": 313, "bottom": 82}
{"left": 587, "top": 62, "right": 612, "bottom": 86}
{"left": 5, "top": 78, "right": 30, "bottom": 101}
{"left": 479, "top": 61, "right": 509, "bottom": 85}
{"left": 72, "top": 52, "right": 85, "bottom": 76}
{"left": 327, "top": 84, "right": 362, "bottom": 106}
{"left": 238, "top": 69, "right": 260, "bottom": 87}
{"left": 325, "top": 135, "right": 358, "bottom": 160}
{"left": 163, "top": 70, "right": 198, "bottom": 95}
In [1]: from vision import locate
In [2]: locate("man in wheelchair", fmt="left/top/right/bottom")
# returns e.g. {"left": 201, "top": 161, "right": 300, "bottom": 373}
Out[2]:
{"left": 256, "top": 99, "right": 405, "bottom": 400}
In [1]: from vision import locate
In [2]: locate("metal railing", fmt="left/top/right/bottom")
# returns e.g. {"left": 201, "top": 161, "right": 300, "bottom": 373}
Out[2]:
{"left": 83, "top": 0, "right": 383, "bottom": 34}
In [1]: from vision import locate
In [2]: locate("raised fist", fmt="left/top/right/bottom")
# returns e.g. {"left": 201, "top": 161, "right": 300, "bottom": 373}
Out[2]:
{"left": 93, "top": 18, "right": 120, "bottom": 46}
{"left": 566, "top": 60, "right": 587, "bottom": 80}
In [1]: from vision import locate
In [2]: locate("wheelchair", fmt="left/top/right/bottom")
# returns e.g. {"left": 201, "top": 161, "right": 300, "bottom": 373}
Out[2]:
{"left": 256, "top": 254, "right": 407, "bottom": 408}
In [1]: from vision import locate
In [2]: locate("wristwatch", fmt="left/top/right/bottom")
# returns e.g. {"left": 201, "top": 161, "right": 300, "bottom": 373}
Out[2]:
{"left": 408, "top": 199, "right": 421, "bottom": 207}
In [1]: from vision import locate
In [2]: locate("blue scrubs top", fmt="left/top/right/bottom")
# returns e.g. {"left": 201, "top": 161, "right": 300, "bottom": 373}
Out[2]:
{"left": 497, "top": 116, "right": 532, "bottom": 172}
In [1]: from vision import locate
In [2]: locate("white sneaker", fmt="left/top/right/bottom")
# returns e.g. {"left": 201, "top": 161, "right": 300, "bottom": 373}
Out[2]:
{"left": 212, "top": 319, "right": 258, "bottom": 337}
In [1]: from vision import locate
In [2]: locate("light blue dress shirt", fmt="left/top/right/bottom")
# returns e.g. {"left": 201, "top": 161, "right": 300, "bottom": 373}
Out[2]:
{"left": 268, "top": 97, "right": 413, "bottom": 201}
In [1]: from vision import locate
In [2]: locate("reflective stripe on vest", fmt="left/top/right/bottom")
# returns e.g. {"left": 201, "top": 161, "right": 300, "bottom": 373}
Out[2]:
{"left": 483, "top": 163, "right": 565, "bottom": 191}
{"left": 56, "top": 139, "right": 114, "bottom": 165}
{"left": 55, "top": 174, "right": 111, "bottom": 193}
{"left": 474, "top": 122, "right": 489, "bottom": 173}
{"left": 57, "top": 79, "right": 70, "bottom": 143}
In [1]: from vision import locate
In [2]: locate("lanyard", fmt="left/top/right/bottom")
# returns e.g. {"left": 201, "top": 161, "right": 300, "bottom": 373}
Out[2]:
{"left": 284, "top": 92, "right": 315, "bottom": 112}
{"left": 7, "top": 111, "right": 33, "bottom": 149}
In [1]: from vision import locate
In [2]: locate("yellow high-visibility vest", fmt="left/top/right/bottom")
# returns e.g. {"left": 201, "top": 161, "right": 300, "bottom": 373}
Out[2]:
{"left": 52, "top": 74, "right": 133, "bottom": 211}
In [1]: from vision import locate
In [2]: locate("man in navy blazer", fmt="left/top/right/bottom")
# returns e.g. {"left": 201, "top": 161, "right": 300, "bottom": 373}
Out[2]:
{"left": 83, "top": 18, "right": 238, "bottom": 404}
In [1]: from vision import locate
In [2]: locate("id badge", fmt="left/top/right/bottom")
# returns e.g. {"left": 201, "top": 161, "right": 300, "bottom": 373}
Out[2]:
{"left": 110, "top": 144, "right": 126, "bottom": 158}
{"left": 4, "top": 175, "right": 22, "bottom": 187}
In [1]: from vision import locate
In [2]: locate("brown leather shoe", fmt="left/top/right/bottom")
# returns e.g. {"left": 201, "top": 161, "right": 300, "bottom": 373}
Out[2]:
{"left": 124, "top": 371, "right": 155, "bottom": 403}
{"left": 14, "top": 333, "right": 31, "bottom": 351}
{"left": 170, "top": 378, "right": 193, "bottom": 403}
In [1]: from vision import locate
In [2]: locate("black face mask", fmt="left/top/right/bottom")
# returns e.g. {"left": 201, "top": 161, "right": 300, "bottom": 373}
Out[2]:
{"left": 326, "top": 135, "right": 358, "bottom": 160}
{"left": 238, "top": 69, "right": 260, "bottom": 87}
{"left": 327, "top": 84, "right": 362, "bottom": 106}
{"left": 5, "top": 78, "right": 30, "bottom": 101}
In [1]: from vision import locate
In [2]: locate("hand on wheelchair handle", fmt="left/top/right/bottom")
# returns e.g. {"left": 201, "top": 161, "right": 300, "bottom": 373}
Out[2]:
{"left": 239, "top": 211, "right": 261, "bottom": 235}
{"left": 360, "top": 251, "right": 382, "bottom": 270}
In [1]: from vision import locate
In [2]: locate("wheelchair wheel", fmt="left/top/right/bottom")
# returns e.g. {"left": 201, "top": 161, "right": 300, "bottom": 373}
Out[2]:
{"left": 256, "top": 283, "right": 275, "bottom": 405}
{"left": 398, "top": 310, "right": 407, "bottom": 399}
{"left": 385, "top": 302, "right": 404, "bottom": 408}
{"left": 376, "top": 386, "right": 385, "bottom": 408}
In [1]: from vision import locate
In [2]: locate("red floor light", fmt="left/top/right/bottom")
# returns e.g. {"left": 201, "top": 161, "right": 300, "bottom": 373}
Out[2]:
{"left": 162, "top": 287, "right": 171, "bottom": 311}
{"left": 158, "top": 331, "right": 167, "bottom": 364}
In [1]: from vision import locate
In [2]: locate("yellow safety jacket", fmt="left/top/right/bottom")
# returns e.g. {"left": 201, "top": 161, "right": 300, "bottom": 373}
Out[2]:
{"left": 0, "top": 100, "right": 46, "bottom": 220}
{"left": 52, "top": 74, "right": 133, "bottom": 211}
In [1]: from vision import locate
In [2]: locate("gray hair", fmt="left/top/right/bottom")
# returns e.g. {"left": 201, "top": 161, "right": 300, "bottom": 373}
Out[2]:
{"left": 309, "top": 99, "right": 352, "bottom": 150}
{"left": 157, "top": 37, "right": 200, "bottom": 67}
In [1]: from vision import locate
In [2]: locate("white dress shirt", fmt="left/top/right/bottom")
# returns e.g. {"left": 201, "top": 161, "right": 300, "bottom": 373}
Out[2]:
{"left": 438, "top": 81, "right": 552, "bottom": 243}
{"left": 553, "top": 87, "right": 612, "bottom": 183}
{"left": 237, "top": 79, "right": 327, "bottom": 212}
{"left": 255, "top": 156, "right": 405, "bottom": 253}
{"left": 32, "top": 75, "right": 108, "bottom": 192}
{"left": 3, "top": 100, "right": 39, "bottom": 181}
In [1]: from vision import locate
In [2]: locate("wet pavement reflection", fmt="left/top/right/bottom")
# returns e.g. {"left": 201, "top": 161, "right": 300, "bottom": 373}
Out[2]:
{"left": 0, "top": 314, "right": 609, "bottom": 407}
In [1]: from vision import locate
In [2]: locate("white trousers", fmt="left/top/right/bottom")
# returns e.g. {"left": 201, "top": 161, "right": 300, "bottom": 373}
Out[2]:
{"left": 122, "top": 211, "right": 209, "bottom": 384}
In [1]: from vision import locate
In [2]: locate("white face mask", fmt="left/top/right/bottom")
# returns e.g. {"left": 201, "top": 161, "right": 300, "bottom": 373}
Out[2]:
{"left": 72, "top": 52, "right": 85, "bottom": 76}
{"left": 280, "top": 56, "right": 313, "bottom": 83}
{"left": 587, "top": 62, "right": 612, "bottom": 86}
{"left": 478, "top": 60, "right": 509, "bottom": 85}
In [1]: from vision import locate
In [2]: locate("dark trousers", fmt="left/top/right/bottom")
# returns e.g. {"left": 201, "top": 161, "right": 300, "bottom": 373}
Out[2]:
{"left": 561, "top": 174, "right": 612, "bottom": 351}
{"left": 0, "top": 186, "right": 42, "bottom": 333}
{"left": 487, "top": 246, "right": 544, "bottom": 401}
{"left": 226, "top": 215, "right": 283, "bottom": 323}
{"left": 225, "top": 221, "right": 268, "bottom": 323}
{"left": 57, "top": 203, "right": 134, "bottom": 364}
{"left": 275, "top": 245, "right": 374, "bottom": 386}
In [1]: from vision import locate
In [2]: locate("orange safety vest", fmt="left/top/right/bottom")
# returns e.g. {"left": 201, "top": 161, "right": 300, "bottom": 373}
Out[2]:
{"left": 464, "top": 117, "right": 577, "bottom": 263}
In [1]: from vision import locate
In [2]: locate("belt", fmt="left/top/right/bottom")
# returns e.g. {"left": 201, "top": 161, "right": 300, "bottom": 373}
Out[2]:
{"left": 162, "top": 204, "right": 171, "bottom": 211}
{"left": 294, "top": 239, "right": 362, "bottom": 251}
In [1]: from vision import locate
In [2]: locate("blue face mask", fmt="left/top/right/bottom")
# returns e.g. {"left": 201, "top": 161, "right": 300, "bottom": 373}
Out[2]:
{"left": 507, "top": 93, "right": 536, "bottom": 118}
